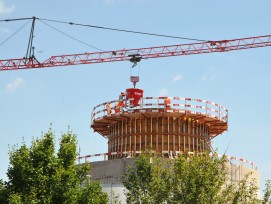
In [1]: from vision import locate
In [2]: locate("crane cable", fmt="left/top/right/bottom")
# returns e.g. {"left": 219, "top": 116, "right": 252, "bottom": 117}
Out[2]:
{"left": 0, "top": 17, "right": 105, "bottom": 52}
{"left": 0, "top": 17, "right": 208, "bottom": 42}
{"left": 38, "top": 17, "right": 208, "bottom": 42}
{"left": 0, "top": 16, "right": 209, "bottom": 64}
{"left": 0, "top": 19, "right": 31, "bottom": 47}
{"left": 37, "top": 19, "right": 105, "bottom": 52}
{"left": 0, "top": 17, "right": 33, "bottom": 22}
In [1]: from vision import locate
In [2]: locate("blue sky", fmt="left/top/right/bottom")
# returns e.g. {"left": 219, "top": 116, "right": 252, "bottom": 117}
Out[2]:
{"left": 0, "top": 0, "right": 270, "bottom": 191}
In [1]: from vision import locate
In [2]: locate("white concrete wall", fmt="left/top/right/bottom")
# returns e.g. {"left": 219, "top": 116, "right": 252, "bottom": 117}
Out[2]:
{"left": 89, "top": 158, "right": 260, "bottom": 203}
{"left": 102, "top": 184, "right": 126, "bottom": 204}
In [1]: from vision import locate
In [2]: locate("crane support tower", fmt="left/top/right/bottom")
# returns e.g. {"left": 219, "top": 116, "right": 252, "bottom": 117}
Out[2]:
{"left": 91, "top": 88, "right": 228, "bottom": 159}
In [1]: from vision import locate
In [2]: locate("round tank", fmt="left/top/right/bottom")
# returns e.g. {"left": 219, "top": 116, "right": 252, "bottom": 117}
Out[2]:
{"left": 91, "top": 94, "right": 228, "bottom": 159}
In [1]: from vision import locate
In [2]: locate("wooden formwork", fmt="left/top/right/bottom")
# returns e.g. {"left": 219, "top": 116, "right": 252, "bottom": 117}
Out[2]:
{"left": 91, "top": 108, "right": 228, "bottom": 159}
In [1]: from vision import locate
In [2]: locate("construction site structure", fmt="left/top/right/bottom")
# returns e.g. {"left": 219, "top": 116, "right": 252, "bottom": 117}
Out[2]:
{"left": 91, "top": 88, "right": 228, "bottom": 158}
{"left": 0, "top": 18, "right": 265, "bottom": 202}
{"left": 86, "top": 88, "right": 259, "bottom": 203}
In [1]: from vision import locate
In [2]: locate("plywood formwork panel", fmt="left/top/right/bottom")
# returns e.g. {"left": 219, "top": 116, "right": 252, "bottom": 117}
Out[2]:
{"left": 95, "top": 111, "right": 220, "bottom": 159}
{"left": 91, "top": 96, "right": 228, "bottom": 159}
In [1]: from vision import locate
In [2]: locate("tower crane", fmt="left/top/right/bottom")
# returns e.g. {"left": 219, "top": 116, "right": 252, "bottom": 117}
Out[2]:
{"left": 1, "top": 18, "right": 269, "bottom": 161}
{"left": 0, "top": 34, "right": 271, "bottom": 71}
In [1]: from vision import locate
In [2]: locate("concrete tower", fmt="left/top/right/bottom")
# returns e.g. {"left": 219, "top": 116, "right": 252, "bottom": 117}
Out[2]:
{"left": 84, "top": 87, "right": 259, "bottom": 203}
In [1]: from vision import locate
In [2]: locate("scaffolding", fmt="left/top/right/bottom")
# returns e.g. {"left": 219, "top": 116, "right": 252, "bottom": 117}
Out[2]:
{"left": 91, "top": 96, "right": 228, "bottom": 159}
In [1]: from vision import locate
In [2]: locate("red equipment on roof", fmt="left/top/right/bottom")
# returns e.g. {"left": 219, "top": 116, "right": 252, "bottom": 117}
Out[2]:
{"left": 126, "top": 88, "right": 144, "bottom": 107}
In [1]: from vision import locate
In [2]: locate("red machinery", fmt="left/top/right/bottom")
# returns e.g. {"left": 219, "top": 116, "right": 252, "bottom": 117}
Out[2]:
{"left": 126, "top": 88, "right": 144, "bottom": 107}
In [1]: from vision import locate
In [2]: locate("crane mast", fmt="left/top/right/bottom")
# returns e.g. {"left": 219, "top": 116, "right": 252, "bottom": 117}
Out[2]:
{"left": 1, "top": 34, "right": 271, "bottom": 71}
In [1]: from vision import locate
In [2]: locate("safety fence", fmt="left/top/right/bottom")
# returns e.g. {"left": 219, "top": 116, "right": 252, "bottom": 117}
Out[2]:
{"left": 77, "top": 151, "right": 256, "bottom": 170}
{"left": 91, "top": 96, "right": 228, "bottom": 124}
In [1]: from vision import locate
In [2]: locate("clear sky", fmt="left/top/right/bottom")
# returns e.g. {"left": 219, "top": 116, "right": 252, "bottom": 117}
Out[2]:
{"left": 0, "top": 0, "right": 270, "bottom": 191}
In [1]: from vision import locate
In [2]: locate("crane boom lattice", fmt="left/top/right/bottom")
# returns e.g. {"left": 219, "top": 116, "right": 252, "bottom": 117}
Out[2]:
{"left": 1, "top": 34, "right": 271, "bottom": 71}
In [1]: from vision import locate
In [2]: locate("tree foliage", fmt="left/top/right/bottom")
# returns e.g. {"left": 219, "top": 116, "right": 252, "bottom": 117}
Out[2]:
{"left": 172, "top": 153, "right": 228, "bottom": 204}
{"left": 123, "top": 153, "right": 173, "bottom": 204}
{"left": 0, "top": 128, "right": 108, "bottom": 204}
{"left": 262, "top": 180, "right": 271, "bottom": 204}
{"left": 123, "top": 152, "right": 270, "bottom": 204}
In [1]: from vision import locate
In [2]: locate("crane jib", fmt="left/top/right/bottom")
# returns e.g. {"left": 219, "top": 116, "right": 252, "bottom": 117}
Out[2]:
{"left": 1, "top": 34, "right": 271, "bottom": 71}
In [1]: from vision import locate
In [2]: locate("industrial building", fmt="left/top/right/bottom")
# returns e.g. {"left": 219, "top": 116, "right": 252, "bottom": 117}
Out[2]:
{"left": 78, "top": 87, "right": 260, "bottom": 203}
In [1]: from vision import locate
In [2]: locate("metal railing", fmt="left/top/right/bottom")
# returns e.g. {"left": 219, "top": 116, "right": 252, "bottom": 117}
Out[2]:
{"left": 91, "top": 96, "right": 228, "bottom": 124}
{"left": 77, "top": 151, "right": 256, "bottom": 170}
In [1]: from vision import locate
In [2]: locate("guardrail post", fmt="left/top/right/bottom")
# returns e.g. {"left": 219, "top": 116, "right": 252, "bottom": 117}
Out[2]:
{"left": 219, "top": 106, "right": 221, "bottom": 120}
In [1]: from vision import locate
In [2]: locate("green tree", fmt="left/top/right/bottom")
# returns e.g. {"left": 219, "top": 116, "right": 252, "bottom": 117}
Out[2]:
{"left": 0, "top": 128, "right": 108, "bottom": 204}
{"left": 123, "top": 152, "right": 266, "bottom": 204}
{"left": 172, "top": 153, "right": 228, "bottom": 204}
{"left": 262, "top": 180, "right": 271, "bottom": 204}
{"left": 122, "top": 152, "right": 173, "bottom": 204}
{"left": 0, "top": 179, "right": 9, "bottom": 203}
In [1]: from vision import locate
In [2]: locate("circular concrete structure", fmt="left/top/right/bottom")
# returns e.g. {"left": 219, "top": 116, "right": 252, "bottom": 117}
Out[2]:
{"left": 86, "top": 157, "right": 259, "bottom": 204}
{"left": 91, "top": 95, "right": 228, "bottom": 159}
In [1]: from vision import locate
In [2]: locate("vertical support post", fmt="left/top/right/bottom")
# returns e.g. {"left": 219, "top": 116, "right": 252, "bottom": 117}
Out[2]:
{"left": 140, "top": 118, "right": 142, "bottom": 152}
{"left": 206, "top": 126, "right": 208, "bottom": 151}
{"left": 201, "top": 124, "right": 203, "bottom": 152}
{"left": 196, "top": 122, "right": 199, "bottom": 152}
{"left": 192, "top": 120, "right": 195, "bottom": 152}
{"left": 206, "top": 125, "right": 208, "bottom": 151}
{"left": 117, "top": 122, "right": 120, "bottom": 154}
{"left": 183, "top": 120, "right": 186, "bottom": 152}
{"left": 111, "top": 127, "right": 113, "bottom": 153}
{"left": 178, "top": 118, "right": 180, "bottom": 152}
{"left": 203, "top": 124, "right": 205, "bottom": 151}
{"left": 111, "top": 126, "right": 113, "bottom": 153}
{"left": 167, "top": 117, "right": 170, "bottom": 152}
{"left": 150, "top": 117, "right": 153, "bottom": 148}
{"left": 156, "top": 117, "right": 158, "bottom": 152}
{"left": 130, "top": 119, "right": 132, "bottom": 152}
{"left": 219, "top": 106, "right": 221, "bottom": 120}
{"left": 162, "top": 117, "right": 164, "bottom": 153}
{"left": 187, "top": 118, "right": 191, "bottom": 152}
{"left": 91, "top": 108, "right": 96, "bottom": 123}
{"left": 112, "top": 125, "right": 114, "bottom": 154}
{"left": 199, "top": 123, "right": 202, "bottom": 151}
{"left": 121, "top": 120, "right": 123, "bottom": 155}
{"left": 134, "top": 119, "right": 137, "bottom": 152}
{"left": 173, "top": 117, "right": 175, "bottom": 152}
{"left": 145, "top": 118, "right": 147, "bottom": 151}
{"left": 108, "top": 128, "right": 111, "bottom": 153}
{"left": 115, "top": 124, "right": 117, "bottom": 154}
{"left": 125, "top": 119, "right": 127, "bottom": 153}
